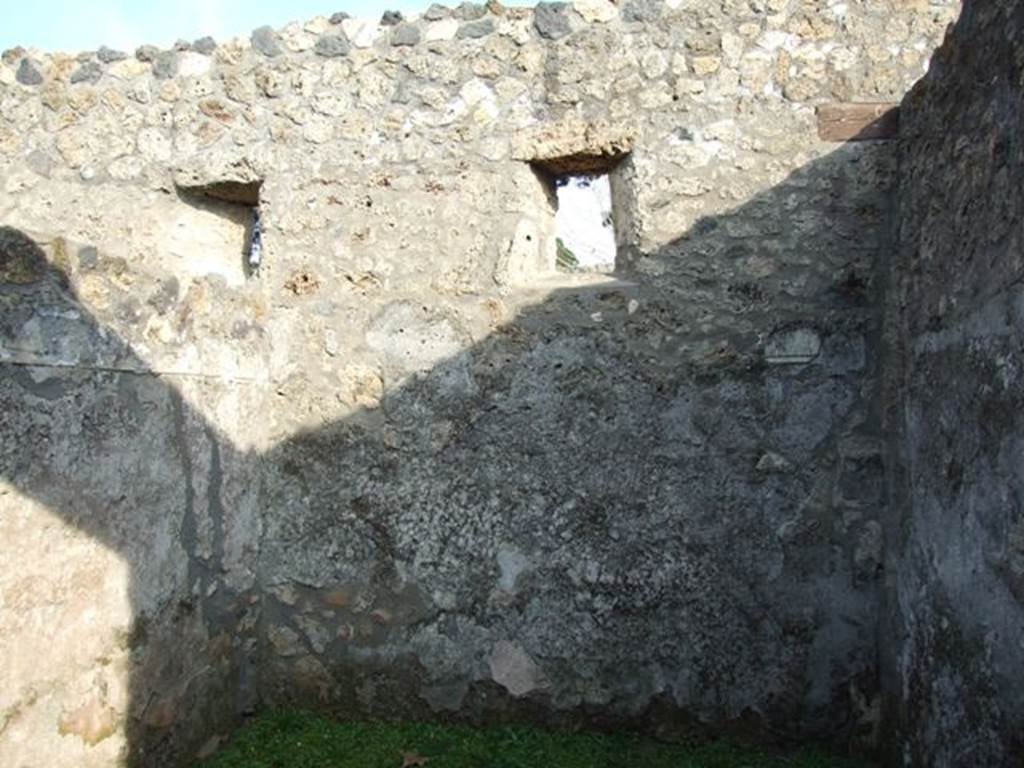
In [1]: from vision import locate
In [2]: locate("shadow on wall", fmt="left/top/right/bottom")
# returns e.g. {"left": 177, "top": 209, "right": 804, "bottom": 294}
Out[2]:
{"left": 1, "top": 130, "right": 900, "bottom": 767}
{"left": 879, "top": 1, "right": 1024, "bottom": 765}
{"left": 0, "top": 225, "right": 263, "bottom": 766}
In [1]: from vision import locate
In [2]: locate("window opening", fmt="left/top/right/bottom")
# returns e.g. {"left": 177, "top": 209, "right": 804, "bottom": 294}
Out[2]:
{"left": 528, "top": 150, "right": 633, "bottom": 277}
{"left": 554, "top": 174, "right": 616, "bottom": 273}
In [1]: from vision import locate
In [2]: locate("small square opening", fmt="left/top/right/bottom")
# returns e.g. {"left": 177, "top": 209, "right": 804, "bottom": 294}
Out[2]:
{"left": 174, "top": 179, "right": 265, "bottom": 279}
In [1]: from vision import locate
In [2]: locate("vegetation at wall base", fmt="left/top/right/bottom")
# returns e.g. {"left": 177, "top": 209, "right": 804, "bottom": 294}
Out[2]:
{"left": 195, "top": 710, "right": 867, "bottom": 768}
{"left": 555, "top": 237, "right": 579, "bottom": 270}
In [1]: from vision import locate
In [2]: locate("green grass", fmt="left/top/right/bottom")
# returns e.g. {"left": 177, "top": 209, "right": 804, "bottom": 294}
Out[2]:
{"left": 196, "top": 710, "right": 867, "bottom": 768}
{"left": 556, "top": 237, "right": 579, "bottom": 270}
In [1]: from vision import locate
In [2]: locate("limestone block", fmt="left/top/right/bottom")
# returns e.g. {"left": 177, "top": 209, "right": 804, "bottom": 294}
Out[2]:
{"left": 765, "top": 328, "right": 822, "bottom": 364}
{"left": 573, "top": 0, "right": 618, "bottom": 24}
{"left": 511, "top": 118, "right": 636, "bottom": 172}
{"left": 341, "top": 18, "right": 380, "bottom": 49}
{"left": 425, "top": 19, "right": 460, "bottom": 42}
{"left": 177, "top": 52, "right": 211, "bottom": 78}
{"left": 489, "top": 641, "right": 548, "bottom": 697}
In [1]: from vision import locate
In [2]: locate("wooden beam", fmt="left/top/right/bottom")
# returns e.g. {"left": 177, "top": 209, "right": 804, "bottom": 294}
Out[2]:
{"left": 816, "top": 103, "right": 900, "bottom": 142}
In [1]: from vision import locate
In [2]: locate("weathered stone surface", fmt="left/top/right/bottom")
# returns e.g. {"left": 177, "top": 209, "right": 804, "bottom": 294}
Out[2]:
{"left": 488, "top": 641, "right": 547, "bottom": 697}
{"left": 178, "top": 51, "right": 211, "bottom": 77}
{"left": 70, "top": 61, "right": 103, "bottom": 84}
{"left": 151, "top": 51, "right": 179, "bottom": 79}
{"left": 135, "top": 44, "right": 158, "bottom": 62}
{"left": 380, "top": 10, "right": 404, "bottom": 26}
{"left": 97, "top": 46, "right": 127, "bottom": 63}
{"left": 340, "top": 18, "right": 379, "bottom": 48}
{"left": 817, "top": 103, "right": 900, "bottom": 141}
{"left": 58, "top": 700, "right": 119, "bottom": 746}
{"left": 534, "top": 2, "right": 573, "bottom": 40}
{"left": 173, "top": 152, "right": 263, "bottom": 190}
{"left": 454, "top": 2, "right": 487, "bottom": 20}
{"left": 314, "top": 34, "right": 351, "bottom": 57}
{"left": 621, "top": 0, "right": 661, "bottom": 23}
{"left": 765, "top": 328, "right": 821, "bottom": 364}
{"left": 254, "top": 67, "right": 285, "bottom": 97}
{"left": 0, "top": 226, "right": 48, "bottom": 283}
{"left": 108, "top": 57, "right": 148, "bottom": 80}
{"left": 456, "top": 18, "right": 494, "bottom": 39}
{"left": 424, "top": 3, "right": 451, "bottom": 20}
{"left": 279, "top": 22, "right": 317, "bottom": 52}
{"left": 251, "top": 25, "right": 283, "bottom": 57}
{"left": 511, "top": 118, "right": 634, "bottom": 171}
{"left": 884, "top": 3, "right": 1024, "bottom": 766}
{"left": 192, "top": 36, "right": 217, "bottom": 55}
{"left": 25, "top": 149, "right": 54, "bottom": 178}
{"left": 391, "top": 23, "right": 422, "bottom": 47}
{"left": 77, "top": 244, "right": 98, "bottom": 269}
{"left": 16, "top": 58, "right": 43, "bottom": 85}
{"left": 424, "top": 19, "right": 459, "bottom": 42}
{"left": 573, "top": 0, "right": 617, "bottom": 23}
{"left": 0, "top": 2, "right": 965, "bottom": 767}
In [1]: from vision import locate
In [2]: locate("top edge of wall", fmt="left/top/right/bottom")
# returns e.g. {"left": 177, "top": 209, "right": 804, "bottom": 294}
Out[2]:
{"left": 0, "top": 0, "right": 963, "bottom": 66}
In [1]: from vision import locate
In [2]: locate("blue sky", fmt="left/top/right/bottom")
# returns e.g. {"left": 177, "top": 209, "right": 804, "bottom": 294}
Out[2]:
{"left": 3, "top": 1, "right": 532, "bottom": 54}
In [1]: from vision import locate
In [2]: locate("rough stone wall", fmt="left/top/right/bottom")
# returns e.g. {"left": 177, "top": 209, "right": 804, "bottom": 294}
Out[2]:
{"left": 0, "top": 222, "right": 267, "bottom": 768}
{"left": 887, "top": 2, "right": 1024, "bottom": 765}
{"left": 0, "top": 1, "right": 957, "bottom": 766}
